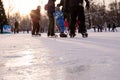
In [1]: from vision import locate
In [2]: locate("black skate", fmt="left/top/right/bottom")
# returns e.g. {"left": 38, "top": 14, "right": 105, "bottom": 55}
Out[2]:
{"left": 60, "top": 33, "right": 67, "bottom": 38}
{"left": 82, "top": 32, "right": 88, "bottom": 38}
{"left": 69, "top": 34, "right": 76, "bottom": 38}
{"left": 35, "top": 33, "right": 41, "bottom": 36}
{"left": 48, "top": 34, "right": 58, "bottom": 38}
{"left": 32, "top": 33, "right": 41, "bottom": 36}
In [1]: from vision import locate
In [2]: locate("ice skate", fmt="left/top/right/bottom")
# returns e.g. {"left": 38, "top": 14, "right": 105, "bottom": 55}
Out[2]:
{"left": 48, "top": 34, "right": 58, "bottom": 38}
{"left": 59, "top": 32, "right": 67, "bottom": 38}
{"left": 69, "top": 34, "right": 76, "bottom": 38}
{"left": 35, "top": 33, "right": 41, "bottom": 36}
{"left": 82, "top": 32, "right": 88, "bottom": 38}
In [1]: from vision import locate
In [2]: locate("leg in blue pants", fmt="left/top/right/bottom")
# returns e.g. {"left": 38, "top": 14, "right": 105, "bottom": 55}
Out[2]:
{"left": 56, "top": 19, "right": 64, "bottom": 33}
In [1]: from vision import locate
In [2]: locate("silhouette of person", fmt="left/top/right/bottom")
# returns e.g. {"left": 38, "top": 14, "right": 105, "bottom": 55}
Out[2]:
{"left": 30, "top": 6, "right": 41, "bottom": 35}
{"left": 64, "top": 0, "right": 90, "bottom": 38}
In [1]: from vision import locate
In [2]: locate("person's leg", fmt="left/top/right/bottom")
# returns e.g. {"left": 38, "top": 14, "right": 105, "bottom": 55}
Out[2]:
{"left": 57, "top": 19, "right": 67, "bottom": 37}
{"left": 17, "top": 27, "right": 19, "bottom": 33}
{"left": 51, "top": 15, "right": 55, "bottom": 36}
{"left": 69, "top": 7, "right": 77, "bottom": 37}
{"left": 48, "top": 14, "right": 55, "bottom": 36}
{"left": 48, "top": 17, "right": 51, "bottom": 36}
{"left": 36, "top": 23, "right": 40, "bottom": 34}
{"left": 78, "top": 6, "right": 87, "bottom": 33}
{"left": 32, "top": 23, "right": 36, "bottom": 35}
{"left": 57, "top": 19, "right": 64, "bottom": 33}
{"left": 0, "top": 26, "right": 3, "bottom": 33}
{"left": 78, "top": 6, "right": 88, "bottom": 38}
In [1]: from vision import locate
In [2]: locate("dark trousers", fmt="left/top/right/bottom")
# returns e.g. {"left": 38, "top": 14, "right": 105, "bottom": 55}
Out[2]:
{"left": 0, "top": 26, "right": 3, "bottom": 33}
{"left": 48, "top": 13, "right": 55, "bottom": 36}
{"left": 32, "top": 22, "right": 40, "bottom": 35}
{"left": 69, "top": 6, "right": 87, "bottom": 34}
{"left": 14, "top": 26, "right": 19, "bottom": 34}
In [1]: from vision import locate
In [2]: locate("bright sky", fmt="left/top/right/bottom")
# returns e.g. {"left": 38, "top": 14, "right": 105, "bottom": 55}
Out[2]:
{"left": 2, "top": 0, "right": 60, "bottom": 16}
{"left": 2, "top": 0, "right": 49, "bottom": 16}
{"left": 96, "top": 0, "right": 113, "bottom": 5}
{"left": 2, "top": 0, "right": 113, "bottom": 16}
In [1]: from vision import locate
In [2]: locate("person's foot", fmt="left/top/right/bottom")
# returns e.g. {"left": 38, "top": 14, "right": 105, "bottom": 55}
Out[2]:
{"left": 48, "top": 34, "right": 58, "bottom": 38}
{"left": 32, "top": 33, "right": 35, "bottom": 35}
{"left": 47, "top": 33, "right": 50, "bottom": 37}
{"left": 81, "top": 32, "right": 88, "bottom": 38}
{"left": 32, "top": 33, "right": 35, "bottom": 36}
{"left": 69, "top": 34, "right": 76, "bottom": 38}
{"left": 35, "top": 33, "right": 41, "bottom": 36}
{"left": 59, "top": 33, "right": 67, "bottom": 38}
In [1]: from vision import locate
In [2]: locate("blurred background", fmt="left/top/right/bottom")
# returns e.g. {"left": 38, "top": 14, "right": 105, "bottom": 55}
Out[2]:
{"left": 0, "top": 0, "right": 120, "bottom": 33}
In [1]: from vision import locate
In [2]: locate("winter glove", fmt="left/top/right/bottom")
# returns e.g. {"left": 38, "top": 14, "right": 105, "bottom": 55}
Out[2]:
{"left": 86, "top": 2, "right": 90, "bottom": 10}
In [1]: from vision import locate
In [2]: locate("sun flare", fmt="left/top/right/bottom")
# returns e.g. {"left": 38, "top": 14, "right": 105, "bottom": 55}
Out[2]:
{"left": 3, "top": 0, "right": 60, "bottom": 16}
{"left": 3, "top": 0, "right": 49, "bottom": 16}
{"left": 14, "top": 0, "right": 48, "bottom": 15}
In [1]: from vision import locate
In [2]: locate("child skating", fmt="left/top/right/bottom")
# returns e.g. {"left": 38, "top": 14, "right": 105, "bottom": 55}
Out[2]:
{"left": 54, "top": 7, "right": 67, "bottom": 37}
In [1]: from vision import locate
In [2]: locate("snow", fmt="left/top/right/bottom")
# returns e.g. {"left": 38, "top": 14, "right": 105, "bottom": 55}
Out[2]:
{"left": 0, "top": 28, "right": 120, "bottom": 80}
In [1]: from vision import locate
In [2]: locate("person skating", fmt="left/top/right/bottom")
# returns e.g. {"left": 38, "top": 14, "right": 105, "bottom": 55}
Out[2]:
{"left": 30, "top": 6, "right": 41, "bottom": 36}
{"left": 45, "top": 0, "right": 57, "bottom": 37}
{"left": 14, "top": 20, "right": 19, "bottom": 34}
{"left": 54, "top": 7, "right": 67, "bottom": 37}
{"left": 64, "top": 0, "right": 90, "bottom": 38}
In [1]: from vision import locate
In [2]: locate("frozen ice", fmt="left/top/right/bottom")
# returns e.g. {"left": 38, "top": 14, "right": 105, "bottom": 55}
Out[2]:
{"left": 0, "top": 28, "right": 120, "bottom": 80}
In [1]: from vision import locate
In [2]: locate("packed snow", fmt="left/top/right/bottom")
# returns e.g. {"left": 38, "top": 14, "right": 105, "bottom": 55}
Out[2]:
{"left": 0, "top": 28, "right": 120, "bottom": 80}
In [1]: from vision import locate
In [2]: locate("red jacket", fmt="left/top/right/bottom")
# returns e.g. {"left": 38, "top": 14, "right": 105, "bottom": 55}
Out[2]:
{"left": 64, "top": 20, "right": 68, "bottom": 27}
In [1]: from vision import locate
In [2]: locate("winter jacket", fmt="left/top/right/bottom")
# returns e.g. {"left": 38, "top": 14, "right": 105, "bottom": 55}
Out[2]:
{"left": 47, "top": 0, "right": 56, "bottom": 14}
{"left": 64, "top": 0, "right": 89, "bottom": 12}
{"left": 30, "top": 9, "right": 40, "bottom": 23}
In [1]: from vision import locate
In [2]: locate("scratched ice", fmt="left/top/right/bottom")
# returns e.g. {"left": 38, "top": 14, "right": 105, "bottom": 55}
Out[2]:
{"left": 0, "top": 28, "right": 120, "bottom": 80}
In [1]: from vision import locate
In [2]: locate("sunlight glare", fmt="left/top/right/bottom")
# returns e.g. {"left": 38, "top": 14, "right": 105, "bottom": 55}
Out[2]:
{"left": 14, "top": 0, "right": 40, "bottom": 15}
{"left": 3, "top": 0, "right": 60, "bottom": 15}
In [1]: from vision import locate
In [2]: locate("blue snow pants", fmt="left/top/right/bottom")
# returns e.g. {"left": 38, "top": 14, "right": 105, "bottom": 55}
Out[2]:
{"left": 56, "top": 19, "right": 64, "bottom": 33}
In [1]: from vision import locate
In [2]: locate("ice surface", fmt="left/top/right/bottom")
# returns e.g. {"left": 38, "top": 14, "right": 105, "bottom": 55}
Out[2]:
{"left": 0, "top": 28, "right": 120, "bottom": 80}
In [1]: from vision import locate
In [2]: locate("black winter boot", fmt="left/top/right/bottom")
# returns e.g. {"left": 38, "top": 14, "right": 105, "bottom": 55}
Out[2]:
{"left": 60, "top": 32, "right": 67, "bottom": 37}
{"left": 82, "top": 32, "right": 88, "bottom": 38}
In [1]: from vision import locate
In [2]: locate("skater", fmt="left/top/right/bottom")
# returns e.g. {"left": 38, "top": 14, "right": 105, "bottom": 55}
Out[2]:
{"left": 14, "top": 20, "right": 19, "bottom": 34}
{"left": 45, "top": 0, "right": 57, "bottom": 37}
{"left": 54, "top": 7, "right": 67, "bottom": 37}
{"left": 64, "top": 0, "right": 90, "bottom": 38}
{"left": 30, "top": 6, "right": 41, "bottom": 36}
{"left": 111, "top": 23, "right": 117, "bottom": 32}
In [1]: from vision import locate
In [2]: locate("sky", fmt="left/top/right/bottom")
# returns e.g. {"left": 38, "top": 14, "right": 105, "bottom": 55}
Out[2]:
{"left": 2, "top": 0, "right": 114, "bottom": 16}
{"left": 2, "top": 0, "right": 60, "bottom": 16}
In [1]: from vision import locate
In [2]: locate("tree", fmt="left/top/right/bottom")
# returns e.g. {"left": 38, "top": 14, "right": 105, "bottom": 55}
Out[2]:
{"left": 87, "top": 0, "right": 106, "bottom": 27}
{"left": 108, "top": 1, "right": 120, "bottom": 26}
{"left": 0, "top": 0, "right": 8, "bottom": 33}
